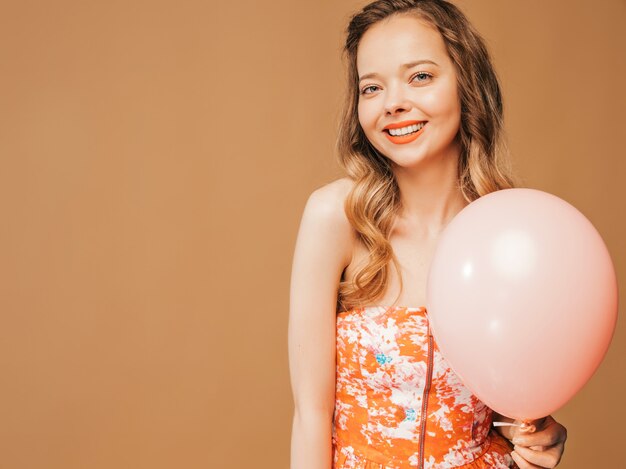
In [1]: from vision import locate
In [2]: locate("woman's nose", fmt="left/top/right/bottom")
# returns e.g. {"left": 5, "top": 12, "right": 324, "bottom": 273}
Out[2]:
{"left": 383, "top": 86, "right": 411, "bottom": 115}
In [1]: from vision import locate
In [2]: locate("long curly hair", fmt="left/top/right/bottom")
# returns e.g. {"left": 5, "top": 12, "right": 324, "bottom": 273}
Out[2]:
{"left": 337, "top": 0, "right": 520, "bottom": 312}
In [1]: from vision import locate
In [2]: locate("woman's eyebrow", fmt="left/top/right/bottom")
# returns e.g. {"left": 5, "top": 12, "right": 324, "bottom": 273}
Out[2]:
{"left": 358, "top": 59, "right": 439, "bottom": 83}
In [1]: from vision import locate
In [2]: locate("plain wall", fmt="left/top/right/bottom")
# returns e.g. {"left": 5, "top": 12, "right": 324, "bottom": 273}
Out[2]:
{"left": 0, "top": 0, "right": 624, "bottom": 467}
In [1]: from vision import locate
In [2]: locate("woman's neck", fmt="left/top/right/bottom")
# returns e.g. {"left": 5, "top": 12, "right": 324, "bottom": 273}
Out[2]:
{"left": 392, "top": 146, "right": 468, "bottom": 238}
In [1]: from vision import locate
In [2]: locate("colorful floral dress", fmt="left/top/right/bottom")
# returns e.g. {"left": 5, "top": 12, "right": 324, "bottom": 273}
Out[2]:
{"left": 333, "top": 305, "right": 517, "bottom": 469}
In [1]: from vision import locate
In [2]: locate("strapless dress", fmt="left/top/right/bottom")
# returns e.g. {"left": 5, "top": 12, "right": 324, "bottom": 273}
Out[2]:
{"left": 332, "top": 305, "right": 516, "bottom": 469}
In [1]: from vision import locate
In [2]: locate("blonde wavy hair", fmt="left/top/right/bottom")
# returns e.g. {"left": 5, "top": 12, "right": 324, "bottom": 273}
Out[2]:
{"left": 337, "top": 0, "right": 521, "bottom": 312}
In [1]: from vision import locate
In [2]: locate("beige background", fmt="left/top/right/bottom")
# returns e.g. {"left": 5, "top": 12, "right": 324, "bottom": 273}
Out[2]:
{"left": 0, "top": 0, "right": 624, "bottom": 468}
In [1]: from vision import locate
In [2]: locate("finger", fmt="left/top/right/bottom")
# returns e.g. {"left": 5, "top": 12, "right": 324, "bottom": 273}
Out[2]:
{"left": 509, "top": 418, "right": 542, "bottom": 441}
{"left": 513, "top": 443, "right": 564, "bottom": 468}
{"left": 511, "top": 450, "right": 543, "bottom": 469}
{"left": 512, "top": 420, "right": 566, "bottom": 447}
{"left": 520, "top": 417, "right": 546, "bottom": 434}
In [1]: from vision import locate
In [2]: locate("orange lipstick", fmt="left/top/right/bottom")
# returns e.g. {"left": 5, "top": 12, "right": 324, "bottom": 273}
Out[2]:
{"left": 383, "top": 120, "right": 427, "bottom": 145}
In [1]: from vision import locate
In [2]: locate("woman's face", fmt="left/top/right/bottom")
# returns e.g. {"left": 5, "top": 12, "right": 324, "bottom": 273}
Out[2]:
{"left": 356, "top": 14, "right": 462, "bottom": 169}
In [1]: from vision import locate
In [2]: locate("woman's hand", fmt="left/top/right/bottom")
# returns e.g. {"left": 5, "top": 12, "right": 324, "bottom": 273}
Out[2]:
{"left": 498, "top": 415, "right": 567, "bottom": 468}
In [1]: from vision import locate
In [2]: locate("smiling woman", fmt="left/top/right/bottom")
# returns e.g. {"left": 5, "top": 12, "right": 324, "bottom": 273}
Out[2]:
{"left": 288, "top": 1, "right": 568, "bottom": 469}
{"left": 356, "top": 16, "right": 461, "bottom": 165}
{"left": 335, "top": 0, "right": 517, "bottom": 323}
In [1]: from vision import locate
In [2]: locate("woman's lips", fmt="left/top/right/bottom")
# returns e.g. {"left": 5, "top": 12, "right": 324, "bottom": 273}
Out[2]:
{"left": 383, "top": 119, "right": 426, "bottom": 130}
{"left": 383, "top": 122, "right": 427, "bottom": 144}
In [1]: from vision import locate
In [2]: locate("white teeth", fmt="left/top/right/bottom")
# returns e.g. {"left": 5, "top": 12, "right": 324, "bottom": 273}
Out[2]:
{"left": 388, "top": 122, "right": 425, "bottom": 136}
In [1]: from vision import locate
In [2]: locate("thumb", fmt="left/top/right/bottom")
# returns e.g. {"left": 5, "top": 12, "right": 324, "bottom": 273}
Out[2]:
{"left": 512, "top": 417, "right": 551, "bottom": 447}
{"left": 508, "top": 421, "right": 534, "bottom": 439}
{"left": 519, "top": 417, "right": 547, "bottom": 434}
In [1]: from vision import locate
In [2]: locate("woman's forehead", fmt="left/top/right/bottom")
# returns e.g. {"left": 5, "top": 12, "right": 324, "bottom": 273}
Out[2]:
{"left": 356, "top": 14, "right": 450, "bottom": 74}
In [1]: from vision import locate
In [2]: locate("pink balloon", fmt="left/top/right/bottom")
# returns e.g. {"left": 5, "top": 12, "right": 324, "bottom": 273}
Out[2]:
{"left": 426, "top": 188, "right": 618, "bottom": 421}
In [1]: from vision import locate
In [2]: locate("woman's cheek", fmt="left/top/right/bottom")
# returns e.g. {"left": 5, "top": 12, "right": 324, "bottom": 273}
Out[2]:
{"left": 357, "top": 106, "right": 376, "bottom": 138}
{"left": 419, "top": 90, "right": 447, "bottom": 116}
{"left": 357, "top": 103, "right": 369, "bottom": 128}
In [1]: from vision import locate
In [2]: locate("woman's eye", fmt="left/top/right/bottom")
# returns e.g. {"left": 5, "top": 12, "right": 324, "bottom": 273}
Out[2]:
{"left": 360, "top": 85, "right": 379, "bottom": 95}
{"left": 411, "top": 72, "right": 433, "bottom": 83}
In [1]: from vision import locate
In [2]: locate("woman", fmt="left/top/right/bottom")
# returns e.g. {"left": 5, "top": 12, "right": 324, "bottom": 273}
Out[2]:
{"left": 288, "top": 1, "right": 567, "bottom": 467}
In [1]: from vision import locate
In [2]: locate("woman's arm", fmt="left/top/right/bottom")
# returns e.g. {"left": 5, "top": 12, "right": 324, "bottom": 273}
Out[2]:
{"left": 288, "top": 182, "right": 354, "bottom": 469}
{"left": 493, "top": 413, "right": 567, "bottom": 468}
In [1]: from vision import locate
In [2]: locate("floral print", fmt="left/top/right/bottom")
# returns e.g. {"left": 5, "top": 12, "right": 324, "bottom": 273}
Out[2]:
{"left": 332, "top": 305, "right": 516, "bottom": 469}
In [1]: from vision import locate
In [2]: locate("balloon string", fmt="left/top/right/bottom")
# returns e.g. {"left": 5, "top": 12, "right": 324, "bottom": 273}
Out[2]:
{"left": 493, "top": 421, "right": 536, "bottom": 432}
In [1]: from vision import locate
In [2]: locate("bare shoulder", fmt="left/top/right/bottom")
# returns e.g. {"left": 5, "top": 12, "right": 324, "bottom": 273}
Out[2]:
{"left": 308, "top": 177, "right": 352, "bottom": 209}
{"left": 307, "top": 177, "right": 355, "bottom": 234}
{"left": 299, "top": 177, "right": 356, "bottom": 267}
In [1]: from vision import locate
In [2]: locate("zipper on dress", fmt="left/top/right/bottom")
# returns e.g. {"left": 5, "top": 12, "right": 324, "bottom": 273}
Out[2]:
{"left": 418, "top": 320, "right": 434, "bottom": 469}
